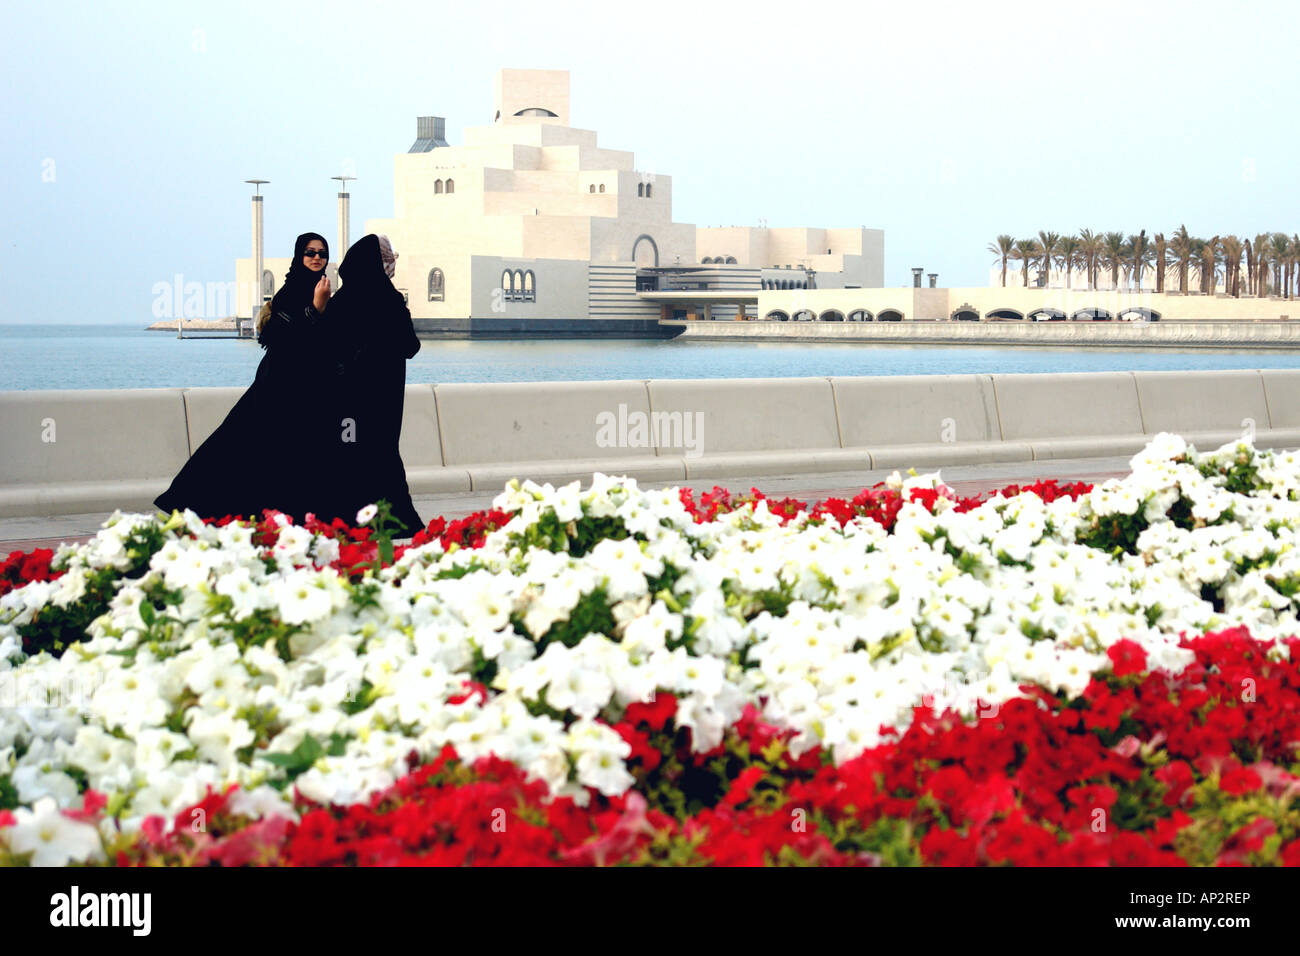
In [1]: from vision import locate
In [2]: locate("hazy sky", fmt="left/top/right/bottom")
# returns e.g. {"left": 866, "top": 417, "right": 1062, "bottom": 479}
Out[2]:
{"left": 4, "top": 0, "right": 1299, "bottom": 323}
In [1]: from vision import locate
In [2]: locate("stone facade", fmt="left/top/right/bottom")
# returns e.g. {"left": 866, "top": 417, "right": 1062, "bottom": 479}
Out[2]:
{"left": 236, "top": 69, "right": 883, "bottom": 332}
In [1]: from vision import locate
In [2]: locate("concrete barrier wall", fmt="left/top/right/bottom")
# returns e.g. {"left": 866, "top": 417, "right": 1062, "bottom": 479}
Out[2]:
{"left": 3, "top": 370, "right": 1300, "bottom": 516}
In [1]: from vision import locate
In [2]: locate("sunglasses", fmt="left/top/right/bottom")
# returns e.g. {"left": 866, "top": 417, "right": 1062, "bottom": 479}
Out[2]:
{"left": 303, "top": 249, "right": 327, "bottom": 259}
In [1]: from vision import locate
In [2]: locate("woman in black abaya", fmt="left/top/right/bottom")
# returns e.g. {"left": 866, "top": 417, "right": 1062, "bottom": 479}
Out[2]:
{"left": 155, "top": 232, "right": 340, "bottom": 521}
{"left": 323, "top": 234, "right": 425, "bottom": 537}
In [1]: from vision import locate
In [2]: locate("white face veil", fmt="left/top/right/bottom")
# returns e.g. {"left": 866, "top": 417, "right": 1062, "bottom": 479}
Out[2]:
{"left": 377, "top": 234, "right": 398, "bottom": 279}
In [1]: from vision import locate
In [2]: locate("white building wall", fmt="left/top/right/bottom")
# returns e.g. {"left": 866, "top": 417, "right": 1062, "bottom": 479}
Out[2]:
{"left": 471, "top": 256, "right": 588, "bottom": 319}
{"left": 236, "top": 68, "right": 886, "bottom": 320}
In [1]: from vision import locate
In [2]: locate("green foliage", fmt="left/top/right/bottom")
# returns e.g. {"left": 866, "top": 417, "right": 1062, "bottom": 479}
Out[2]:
{"left": 0, "top": 775, "right": 18, "bottom": 811}
{"left": 1077, "top": 512, "right": 1148, "bottom": 556}
{"left": 507, "top": 509, "right": 632, "bottom": 557}
{"left": 260, "top": 733, "right": 349, "bottom": 790}
{"left": 1199, "top": 448, "right": 1263, "bottom": 496}
{"left": 14, "top": 522, "right": 168, "bottom": 659}
{"left": 819, "top": 816, "right": 922, "bottom": 866}
{"left": 524, "top": 586, "right": 618, "bottom": 652}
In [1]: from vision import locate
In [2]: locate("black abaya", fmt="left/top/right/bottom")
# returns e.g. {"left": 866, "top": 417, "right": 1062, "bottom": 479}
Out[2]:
{"left": 322, "top": 234, "right": 425, "bottom": 537}
{"left": 154, "top": 233, "right": 341, "bottom": 522}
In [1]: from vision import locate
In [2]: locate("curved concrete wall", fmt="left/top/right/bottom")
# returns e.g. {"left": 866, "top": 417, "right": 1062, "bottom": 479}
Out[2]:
{"left": 2, "top": 370, "right": 1299, "bottom": 517}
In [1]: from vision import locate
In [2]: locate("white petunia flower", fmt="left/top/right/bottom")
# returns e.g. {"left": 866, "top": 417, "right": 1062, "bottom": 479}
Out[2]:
{"left": 2, "top": 797, "right": 104, "bottom": 867}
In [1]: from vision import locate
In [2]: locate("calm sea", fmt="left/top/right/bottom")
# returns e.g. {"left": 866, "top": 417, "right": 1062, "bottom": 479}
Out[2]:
{"left": 3, "top": 324, "right": 1300, "bottom": 391}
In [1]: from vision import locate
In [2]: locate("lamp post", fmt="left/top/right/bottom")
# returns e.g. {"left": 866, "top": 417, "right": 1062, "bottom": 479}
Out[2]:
{"left": 245, "top": 179, "right": 269, "bottom": 337}
{"left": 331, "top": 175, "right": 355, "bottom": 276}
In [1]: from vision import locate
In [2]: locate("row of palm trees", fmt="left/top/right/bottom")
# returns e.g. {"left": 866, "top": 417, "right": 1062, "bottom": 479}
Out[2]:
{"left": 988, "top": 229, "right": 1300, "bottom": 298}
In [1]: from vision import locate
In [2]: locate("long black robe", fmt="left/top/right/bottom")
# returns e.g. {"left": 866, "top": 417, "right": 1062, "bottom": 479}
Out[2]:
{"left": 154, "top": 233, "right": 341, "bottom": 522}
{"left": 322, "top": 235, "right": 425, "bottom": 537}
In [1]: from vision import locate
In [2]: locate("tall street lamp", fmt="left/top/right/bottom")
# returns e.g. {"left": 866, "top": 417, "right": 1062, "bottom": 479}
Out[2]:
{"left": 244, "top": 179, "right": 269, "bottom": 337}
{"left": 331, "top": 175, "right": 355, "bottom": 273}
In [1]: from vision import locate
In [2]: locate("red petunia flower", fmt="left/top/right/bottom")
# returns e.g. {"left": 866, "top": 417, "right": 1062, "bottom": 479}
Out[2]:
{"left": 1107, "top": 639, "right": 1148, "bottom": 677}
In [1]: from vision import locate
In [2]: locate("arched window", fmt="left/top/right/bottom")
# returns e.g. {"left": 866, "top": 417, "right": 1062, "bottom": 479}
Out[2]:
{"left": 434, "top": 179, "right": 443, "bottom": 194}
{"left": 702, "top": 256, "right": 713, "bottom": 264}
{"left": 502, "top": 269, "right": 514, "bottom": 301}
{"left": 589, "top": 184, "right": 595, "bottom": 193}
{"left": 598, "top": 183, "right": 605, "bottom": 193}
{"left": 637, "top": 183, "right": 644, "bottom": 197}
{"left": 262, "top": 270, "right": 274, "bottom": 297}
{"left": 725, "top": 256, "right": 737, "bottom": 264}
{"left": 445, "top": 179, "right": 454, "bottom": 193}
{"left": 524, "top": 270, "right": 535, "bottom": 302}
{"left": 645, "top": 183, "right": 652, "bottom": 198}
{"left": 428, "top": 268, "right": 444, "bottom": 302}
{"left": 513, "top": 270, "right": 524, "bottom": 300}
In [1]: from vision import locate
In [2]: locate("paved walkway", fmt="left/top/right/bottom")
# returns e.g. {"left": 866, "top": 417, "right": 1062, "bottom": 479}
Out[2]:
{"left": 0, "top": 456, "right": 1131, "bottom": 554}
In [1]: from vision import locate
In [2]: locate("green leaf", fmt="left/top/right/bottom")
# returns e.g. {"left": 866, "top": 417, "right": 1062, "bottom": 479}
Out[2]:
{"left": 261, "top": 735, "right": 325, "bottom": 777}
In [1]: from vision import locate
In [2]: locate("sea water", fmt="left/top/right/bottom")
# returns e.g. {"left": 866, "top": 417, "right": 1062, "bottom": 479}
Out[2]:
{"left": 3, "top": 324, "right": 1300, "bottom": 391}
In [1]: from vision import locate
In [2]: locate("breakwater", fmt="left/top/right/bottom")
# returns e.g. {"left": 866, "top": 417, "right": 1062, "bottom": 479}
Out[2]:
{"left": 664, "top": 319, "right": 1300, "bottom": 349}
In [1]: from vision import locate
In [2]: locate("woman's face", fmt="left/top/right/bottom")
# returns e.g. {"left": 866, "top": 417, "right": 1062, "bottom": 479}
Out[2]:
{"left": 302, "top": 239, "right": 327, "bottom": 273}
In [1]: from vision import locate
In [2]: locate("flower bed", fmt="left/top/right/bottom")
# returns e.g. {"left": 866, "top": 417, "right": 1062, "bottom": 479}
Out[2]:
{"left": 0, "top": 433, "right": 1298, "bottom": 866}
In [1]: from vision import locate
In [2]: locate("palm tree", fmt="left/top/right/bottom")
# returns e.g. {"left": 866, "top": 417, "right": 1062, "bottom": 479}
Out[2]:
{"left": 980, "top": 228, "right": 1300, "bottom": 297}
{"left": 1284, "top": 235, "right": 1294, "bottom": 299}
{"left": 1221, "top": 236, "right": 1243, "bottom": 297}
{"left": 1078, "top": 229, "right": 1102, "bottom": 290}
{"left": 1284, "top": 234, "right": 1299, "bottom": 299}
{"left": 1013, "top": 239, "right": 1040, "bottom": 288}
{"left": 1102, "top": 232, "right": 1126, "bottom": 290}
{"left": 1037, "top": 231, "right": 1061, "bottom": 286}
{"left": 988, "top": 235, "right": 1015, "bottom": 288}
{"left": 1255, "top": 233, "right": 1272, "bottom": 296}
{"left": 1168, "top": 225, "right": 1193, "bottom": 294}
{"left": 1127, "top": 231, "right": 1150, "bottom": 291}
{"left": 1270, "top": 233, "right": 1290, "bottom": 298}
{"left": 1057, "top": 235, "right": 1081, "bottom": 289}
{"left": 1283, "top": 235, "right": 1298, "bottom": 299}
{"left": 1197, "top": 236, "right": 1219, "bottom": 294}
{"left": 1255, "top": 236, "right": 1271, "bottom": 296}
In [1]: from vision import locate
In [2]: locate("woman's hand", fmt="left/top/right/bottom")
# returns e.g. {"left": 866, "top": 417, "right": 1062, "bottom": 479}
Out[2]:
{"left": 313, "top": 275, "right": 331, "bottom": 312}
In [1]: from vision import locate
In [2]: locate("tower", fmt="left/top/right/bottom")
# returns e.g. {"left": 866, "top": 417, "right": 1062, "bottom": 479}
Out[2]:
{"left": 492, "top": 69, "right": 570, "bottom": 125}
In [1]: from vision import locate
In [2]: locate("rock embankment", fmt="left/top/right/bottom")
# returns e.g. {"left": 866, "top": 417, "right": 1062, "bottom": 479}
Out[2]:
{"left": 146, "top": 318, "right": 238, "bottom": 331}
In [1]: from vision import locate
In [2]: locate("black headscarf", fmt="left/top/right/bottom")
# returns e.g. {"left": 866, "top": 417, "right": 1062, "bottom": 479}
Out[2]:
{"left": 330, "top": 235, "right": 414, "bottom": 350}
{"left": 259, "top": 232, "right": 329, "bottom": 347}
{"left": 336, "top": 235, "right": 399, "bottom": 303}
